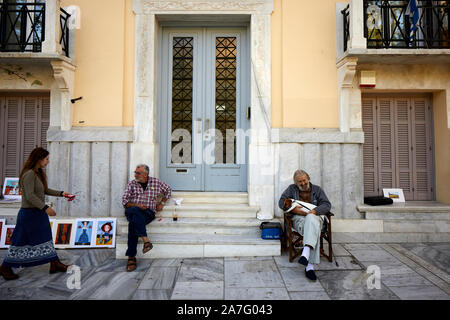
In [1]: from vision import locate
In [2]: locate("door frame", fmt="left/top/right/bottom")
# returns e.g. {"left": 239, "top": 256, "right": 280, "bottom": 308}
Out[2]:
{"left": 132, "top": 1, "right": 276, "bottom": 219}
{"left": 157, "top": 26, "right": 250, "bottom": 191}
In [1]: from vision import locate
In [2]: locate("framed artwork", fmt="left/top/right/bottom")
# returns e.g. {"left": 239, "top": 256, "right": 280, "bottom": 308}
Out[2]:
{"left": 94, "top": 218, "right": 116, "bottom": 248}
{"left": 2, "top": 177, "right": 22, "bottom": 200}
{"left": 49, "top": 219, "right": 56, "bottom": 234}
{"left": 383, "top": 188, "right": 405, "bottom": 203}
{"left": 71, "top": 219, "right": 96, "bottom": 248}
{"left": 0, "top": 225, "right": 15, "bottom": 248}
{"left": 53, "top": 220, "right": 75, "bottom": 248}
{"left": 0, "top": 219, "right": 6, "bottom": 248}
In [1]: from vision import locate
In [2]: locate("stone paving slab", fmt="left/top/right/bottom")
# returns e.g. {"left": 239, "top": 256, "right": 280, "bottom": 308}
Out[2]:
{"left": 0, "top": 242, "right": 449, "bottom": 300}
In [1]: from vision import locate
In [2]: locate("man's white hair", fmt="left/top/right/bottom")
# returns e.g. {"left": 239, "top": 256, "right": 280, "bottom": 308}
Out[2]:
{"left": 136, "top": 164, "right": 150, "bottom": 174}
{"left": 293, "top": 169, "right": 310, "bottom": 182}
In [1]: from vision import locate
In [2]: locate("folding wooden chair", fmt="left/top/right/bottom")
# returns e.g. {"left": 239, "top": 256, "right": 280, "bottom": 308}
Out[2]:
{"left": 282, "top": 211, "right": 334, "bottom": 263}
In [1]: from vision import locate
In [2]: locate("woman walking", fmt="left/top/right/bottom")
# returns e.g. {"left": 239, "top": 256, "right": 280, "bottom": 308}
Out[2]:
{"left": 0, "top": 147, "right": 72, "bottom": 280}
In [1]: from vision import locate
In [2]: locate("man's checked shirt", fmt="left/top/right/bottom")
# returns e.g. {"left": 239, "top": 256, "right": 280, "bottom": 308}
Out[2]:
{"left": 122, "top": 177, "right": 172, "bottom": 211}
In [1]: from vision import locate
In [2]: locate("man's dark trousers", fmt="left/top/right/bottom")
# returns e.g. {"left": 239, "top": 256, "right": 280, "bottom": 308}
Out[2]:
{"left": 125, "top": 206, "right": 155, "bottom": 257}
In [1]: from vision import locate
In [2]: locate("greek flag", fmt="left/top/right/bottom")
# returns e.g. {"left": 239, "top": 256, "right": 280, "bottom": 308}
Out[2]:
{"left": 406, "top": 0, "right": 420, "bottom": 43}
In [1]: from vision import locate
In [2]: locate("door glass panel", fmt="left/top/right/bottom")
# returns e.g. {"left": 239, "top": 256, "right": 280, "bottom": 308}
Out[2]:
{"left": 215, "top": 37, "right": 237, "bottom": 164}
{"left": 171, "top": 37, "right": 193, "bottom": 164}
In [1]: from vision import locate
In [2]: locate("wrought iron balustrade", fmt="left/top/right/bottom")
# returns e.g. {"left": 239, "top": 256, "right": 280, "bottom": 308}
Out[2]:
{"left": 342, "top": 4, "right": 350, "bottom": 52}
{"left": 60, "top": 7, "right": 70, "bottom": 57}
{"left": 0, "top": 2, "right": 45, "bottom": 53}
{"left": 364, "top": 0, "right": 449, "bottom": 48}
{"left": 0, "top": 2, "right": 71, "bottom": 57}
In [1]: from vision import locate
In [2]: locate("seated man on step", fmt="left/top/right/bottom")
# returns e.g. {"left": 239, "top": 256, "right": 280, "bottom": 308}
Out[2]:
{"left": 278, "top": 169, "right": 331, "bottom": 281}
{"left": 122, "top": 164, "right": 172, "bottom": 271}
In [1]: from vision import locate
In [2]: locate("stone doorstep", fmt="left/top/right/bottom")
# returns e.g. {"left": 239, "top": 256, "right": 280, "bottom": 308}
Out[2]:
{"left": 115, "top": 233, "right": 281, "bottom": 259}
{"left": 170, "top": 192, "right": 248, "bottom": 204}
{"left": 358, "top": 202, "right": 450, "bottom": 213}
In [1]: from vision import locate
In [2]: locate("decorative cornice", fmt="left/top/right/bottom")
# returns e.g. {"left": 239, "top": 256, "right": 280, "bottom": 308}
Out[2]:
{"left": 50, "top": 60, "right": 76, "bottom": 90}
{"left": 133, "top": 0, "right": 273, "bottom": 14}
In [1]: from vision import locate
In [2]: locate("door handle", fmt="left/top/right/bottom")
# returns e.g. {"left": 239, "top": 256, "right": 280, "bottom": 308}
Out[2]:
{"left": 197, "top": 118, "right": 202, "bottom": 133}
{"left": 206, "top": 118, "right": 210, "bottom": 131}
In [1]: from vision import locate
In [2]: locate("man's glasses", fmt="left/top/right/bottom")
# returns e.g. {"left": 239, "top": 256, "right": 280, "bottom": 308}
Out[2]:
{"left": 134, "top": 171, "right": 144, "bottom": 175}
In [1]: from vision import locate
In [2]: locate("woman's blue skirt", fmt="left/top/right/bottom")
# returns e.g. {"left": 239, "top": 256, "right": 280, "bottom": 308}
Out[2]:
{"left": 2, "top": 208, "right": 58, "bottom": 268}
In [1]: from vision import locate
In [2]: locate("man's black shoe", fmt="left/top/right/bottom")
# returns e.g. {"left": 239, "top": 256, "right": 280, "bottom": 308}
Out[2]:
{"left": 305, "top": 269, "right": 317, "bottom": 281}
{"left": 298, "top": 256, "right": 308, "bottom": 266}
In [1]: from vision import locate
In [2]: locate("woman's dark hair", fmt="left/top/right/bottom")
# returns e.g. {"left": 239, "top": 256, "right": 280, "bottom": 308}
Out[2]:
{"left": 19, "top": 147, "right": 49, "bottom": 190}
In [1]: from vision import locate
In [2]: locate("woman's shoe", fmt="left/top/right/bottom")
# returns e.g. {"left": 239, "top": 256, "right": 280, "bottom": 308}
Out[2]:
{"left": 49, "top": 259, "right": 70, "bottom": 274}
{"left": 0, "top": 265, "right": 19, "bottom": 280}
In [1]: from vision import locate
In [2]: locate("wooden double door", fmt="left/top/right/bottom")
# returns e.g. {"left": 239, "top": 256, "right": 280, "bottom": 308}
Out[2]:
{"left": 362, "top": 94, "right": 435, "bottom": 201}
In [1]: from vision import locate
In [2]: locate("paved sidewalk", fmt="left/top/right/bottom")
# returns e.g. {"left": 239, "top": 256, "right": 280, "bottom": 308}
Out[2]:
{"left": 0, "top": 242, "right": 448, "bottom": 300}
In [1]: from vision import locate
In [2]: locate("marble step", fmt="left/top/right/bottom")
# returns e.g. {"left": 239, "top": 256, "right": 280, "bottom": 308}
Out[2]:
{"left": 115, "top": 233, "right": 281, "bottom": 259}
{"left": 156, "top": 204, "right": 258, "bottom": 219}
{"left": 358, "top": 202, "right": 450, "bottom": 220}
{"left": 118, "top": 217, "right": 265, "bottom": 235}
{"left": 170, "top": 192, "right": 248, "bottom": 204}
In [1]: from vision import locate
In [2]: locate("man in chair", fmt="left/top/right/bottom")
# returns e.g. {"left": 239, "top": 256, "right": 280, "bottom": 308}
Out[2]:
{"left": 278, "top": 169, "right": 331, "bottom": 281}
{"left": 122, "top": 164, "right": 172, "bottom": 271}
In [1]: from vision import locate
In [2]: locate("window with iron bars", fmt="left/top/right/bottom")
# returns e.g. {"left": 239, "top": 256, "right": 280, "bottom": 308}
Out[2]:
{"left": 364, "top": 0, "right": 449, "bottom": 48}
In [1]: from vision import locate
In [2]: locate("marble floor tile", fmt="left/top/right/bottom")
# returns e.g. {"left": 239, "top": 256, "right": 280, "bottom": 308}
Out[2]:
{"left": 94, "top": 257, "right": 153, "bottom": 273}
{"left": 69, "top": 271, "right": 145, "bottom": 300}
{"left": 224, "top": 260, "right": 284, "bottom": 288}
{"left": 316, "top": 270, "right": 400, "bottom": 300}
{"left": 171, "top": 281, "right": 224, "bottom": 300}
{"left": 151, "top": 258, "right": 183, "bottom": 267}
{"left": 177, "top": 258, "right": 223, "bottom": 282}
{"left": 224, "top": 256, "right": 274, "bottom": 261}
{"left": 344, "top": 244, "right": 383, "bottom": 251}
{"left": 322, "top": 243, "right": 352, "bottom": 256}
{"left": 398, "top": 243, "right": 450, "bottom": 274}
{"left": 316, "top": 256, "right": 362, "bottom": 271}
{"left": 359, "top": 260, "right": 414, "bottom": 277}
{"left": 225, "top": 287, "right": 290, "bottom": 300}
{"left": 138, "top": 267, "right": 178, "bottom": 290}
{"left": 273, "top": 251, "right": 298, "bottom": 268}
{"left": 279, "top": 267, "right": 326, "bottom": 292}
{"left": 70, "top": 249, "right": 115, "bottom": 268}
{"left": 0, "top": 264, "right": 54, "bottom": 289}
{"left": 382, "top": 272, "right": 432, "bottom": 287}
{"left": 428, "top": 243, "right": 450, "bottom": 255}
{"left": 289, "top": 291, "right": 331, "bottom": 300}
{"left": 388, "top": 285, "right": 450, "bottom": 300}
{"left": 131, "top": 289, "right": 172, "bottom": 300}
{"left": 346, "top": 249, "right": 398, "bottom": 263}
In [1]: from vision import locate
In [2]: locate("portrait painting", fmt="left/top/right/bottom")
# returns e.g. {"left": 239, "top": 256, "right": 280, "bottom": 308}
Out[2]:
{"left": 71, "top": 219, "right": 96, "bottom": 248}
{"left": 94, "top": 218, "right": 116, "bottom": 248}
{"left": 2, "top": 178, "right": 22, "bottom": 199}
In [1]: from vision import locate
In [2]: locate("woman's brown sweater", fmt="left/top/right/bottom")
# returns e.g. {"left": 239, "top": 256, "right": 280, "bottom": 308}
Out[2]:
{"left": 19, "top": 169, "right": 62, "bottom": 210}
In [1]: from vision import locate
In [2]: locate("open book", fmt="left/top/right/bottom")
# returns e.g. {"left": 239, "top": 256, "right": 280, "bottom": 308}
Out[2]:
{"left": 285, "top": 199, "right": 317, "bottom": 213}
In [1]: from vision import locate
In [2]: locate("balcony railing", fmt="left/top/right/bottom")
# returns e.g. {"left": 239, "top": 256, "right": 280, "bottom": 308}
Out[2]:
{"left": 0, "top": 2, "right": 71, "bottom": 57}
{"left": 60, "top": 7, "right": 70, "bottom": 57}
{"left": 0, "top": 2, "right": 45, "bottom": 53}
{"left": 342, "top": 0, "right": 450, "bottom": 50}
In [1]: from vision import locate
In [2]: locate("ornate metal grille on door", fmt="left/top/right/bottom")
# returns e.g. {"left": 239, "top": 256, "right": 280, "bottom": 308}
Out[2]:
{"left": 171, "top": 37, "right": 194, "bottom": 164}
{"left": 215, "top": 37, "right": 237, "bottom": 164}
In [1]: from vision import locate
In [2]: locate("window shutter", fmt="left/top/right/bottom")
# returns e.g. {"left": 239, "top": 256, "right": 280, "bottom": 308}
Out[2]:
{"left": 4, "top": 97, "right": 22, "bottom": 178}
{"left": 411, "top": 98, "right": 433, "bottom": 200}
{"left": 394, "top": 98, "right": 413, "bottom": 200}
{"left": 377, "top": 98, "right": 396, "bottom": 193}
{"left": 21, "top": 97, "right": 39, "bottom": 168}
{"left": 38, "top": 97, "right": 50, "bottom": 150}
{"left": 0, "top": 98, "right": 4, "bottom": 186}
{"left": 362, "top": 98, "right": 379, "bottom": 196}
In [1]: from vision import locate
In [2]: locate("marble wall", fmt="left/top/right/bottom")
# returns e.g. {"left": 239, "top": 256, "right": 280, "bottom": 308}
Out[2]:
{"left": 273, "top": 128, "right": 364, "bottom": 219}
{"left": 46, "top": 126, "right": 133, "bottom": 217}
